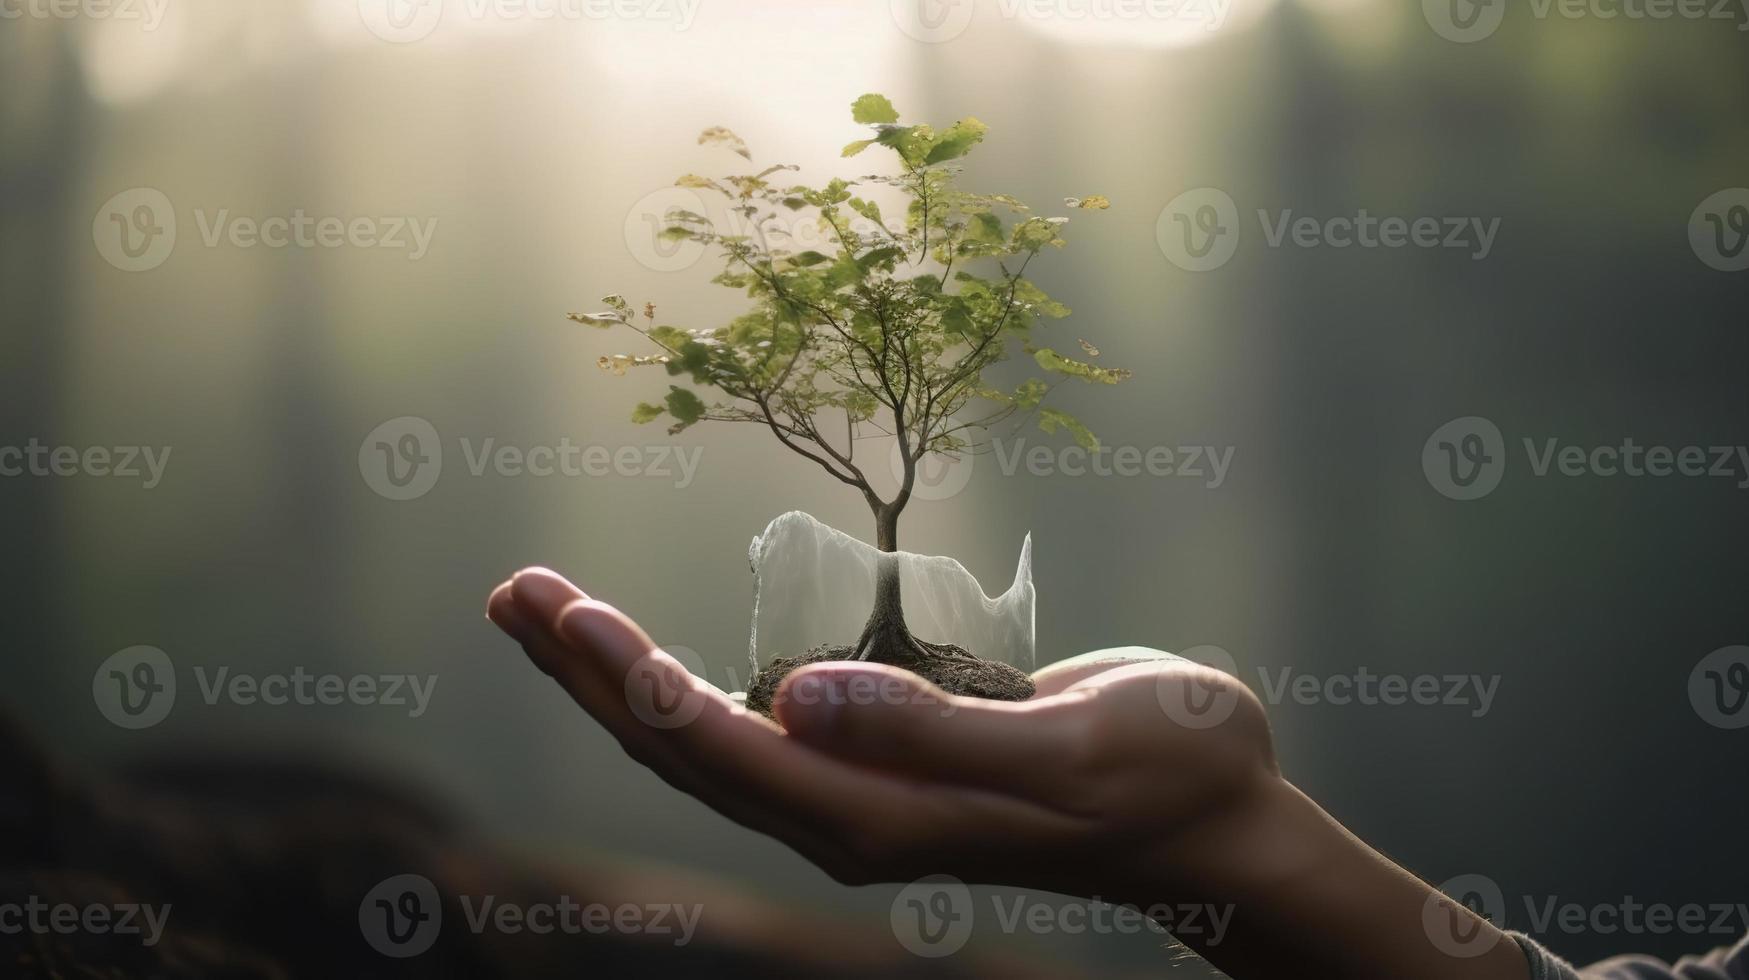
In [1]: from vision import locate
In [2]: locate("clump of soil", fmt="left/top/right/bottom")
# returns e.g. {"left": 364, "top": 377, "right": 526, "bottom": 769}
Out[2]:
{"left": 745, "top": 640, "right": 1034, "bottom": 719}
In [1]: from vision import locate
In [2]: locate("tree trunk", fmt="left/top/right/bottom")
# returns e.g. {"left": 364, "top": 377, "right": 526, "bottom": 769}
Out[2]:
{"left": 853, "top": 505, "right": 919, "bottom": 663}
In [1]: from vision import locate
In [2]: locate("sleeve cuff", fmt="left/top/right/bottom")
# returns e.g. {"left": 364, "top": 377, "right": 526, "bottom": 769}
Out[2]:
{"left": 1512, "top": 932, "right": 1583, "bottom": 980}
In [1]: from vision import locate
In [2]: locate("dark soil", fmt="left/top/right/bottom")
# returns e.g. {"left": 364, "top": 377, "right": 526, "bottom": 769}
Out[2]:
{"left": 745, "top": 640, "right": 1035, "bottom": 718}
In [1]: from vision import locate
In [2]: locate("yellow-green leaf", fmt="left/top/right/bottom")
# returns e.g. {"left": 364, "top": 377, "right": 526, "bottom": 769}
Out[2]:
{"left": 851, "top": 93, "right": 899, "bottom": 125}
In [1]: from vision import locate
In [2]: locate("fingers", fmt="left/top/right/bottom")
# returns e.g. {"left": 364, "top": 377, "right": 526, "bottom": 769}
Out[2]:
{"left": 490, "top": 569, "right": 971, "bottom": 881}
{"left": 488, "top": 567, "right": 1096, "bottom": 884}
{"left": 1031, "top": 646, "right": 1181, "bottom": 698}
{"left": 774, "top": 662, "right": 1101, "bottom": 818}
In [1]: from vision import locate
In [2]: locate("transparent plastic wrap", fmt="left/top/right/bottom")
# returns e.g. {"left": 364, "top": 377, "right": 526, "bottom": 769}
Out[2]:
{"left": 746, "top": 511, "right": 1035, "bottom": 681}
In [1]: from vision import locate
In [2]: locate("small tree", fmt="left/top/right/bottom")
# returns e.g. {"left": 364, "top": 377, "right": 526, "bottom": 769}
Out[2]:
{"left": 573, "top": 93, "right": 1129, "bottom": 668}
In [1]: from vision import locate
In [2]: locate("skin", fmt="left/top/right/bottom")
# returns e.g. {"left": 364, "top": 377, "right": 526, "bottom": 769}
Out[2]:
{"left": 486, "top": 567, "right": 1530, "bottom": 980}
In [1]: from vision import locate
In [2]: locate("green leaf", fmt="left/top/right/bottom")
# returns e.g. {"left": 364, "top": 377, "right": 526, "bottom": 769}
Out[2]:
{"left": 967, "top": 212, "right": 1005, "bottom": 244}
{"left": 924, "top": 117, "right": 988, "bottom": 165}
{"left": 856, "top": 246, "right": 903, "bottom": 273}
{"left": 670, "top": 340, "right": 712, "bottom": 378}
{"left": 697, "top": 126, "right": 750, "bottom": 160}
{"left": 631, "top": 403, "right": 665, "bottom": 424}
{"left": 1012, "top": 378, "right": 1049, "bottom": 410}
{"left": 648, "top": 325, "right": 691, "bottom": 350}
{"left": 566, "top": 311, "right": 622, "bottom": 328}
{"left": 848, "top": 198, "right": 884, "bottom": 227}
{"left": 851, "top": 93, "right": 899, "bottom": 125}
{"left": 1031, "top": 347, "right": 1132, "bottom": 385}
{"left": 664, "top": 386, "right": 706, "bottom": 432}
{"left": 873, "top": 125, "right": 927, "bottom": 167}
{"left": 790, "top": 250, "right": 832, "bottom": 267}
{"left": 940, "top": 301, "right": 974, "bottom": 338}
{"left": 841, "top": 139, "right": 876, "bottom": 158}
{"left": 1038, "top": 408, "right": 1099, "bottom": 451}
{"left": 1012, "top": 216, "right": 1065, "bottom": 251}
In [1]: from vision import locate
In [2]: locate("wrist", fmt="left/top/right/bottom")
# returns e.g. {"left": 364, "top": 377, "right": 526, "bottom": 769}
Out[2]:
{"left": 1122, "top": 776, "right": 1530, "bottom": 980}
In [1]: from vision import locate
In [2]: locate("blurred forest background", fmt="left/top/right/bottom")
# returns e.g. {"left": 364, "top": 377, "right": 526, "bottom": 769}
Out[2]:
{"left": 3, "top": 0, "right": 1747, "bottom": 974}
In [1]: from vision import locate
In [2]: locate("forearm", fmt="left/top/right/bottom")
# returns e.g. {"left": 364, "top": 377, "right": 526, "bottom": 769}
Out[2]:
{"left": 1119, "top": 776, "right": 1531, "bottom": 980}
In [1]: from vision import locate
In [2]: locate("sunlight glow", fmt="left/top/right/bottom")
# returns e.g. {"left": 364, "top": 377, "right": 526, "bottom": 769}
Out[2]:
{"left": 1005, "top": 0, "right": 1282, "bottom": 48}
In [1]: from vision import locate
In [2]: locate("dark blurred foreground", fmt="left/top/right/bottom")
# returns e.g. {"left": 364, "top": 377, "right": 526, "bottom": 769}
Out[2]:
{"left": 0, "top": 711, "right": 1125, "bottom": 979}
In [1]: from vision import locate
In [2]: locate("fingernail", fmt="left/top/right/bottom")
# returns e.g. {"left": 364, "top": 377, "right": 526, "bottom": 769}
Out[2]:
{"left": 511, "top": 569, "right": 577, "bottom": 628}
{"left": 780, "top": 671, "right": 843, "bottom": 736}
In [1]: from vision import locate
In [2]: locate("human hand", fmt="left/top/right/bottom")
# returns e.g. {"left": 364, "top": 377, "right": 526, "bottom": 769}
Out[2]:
{"left": 485, "top": 567, "right": 1528, "bottom": 980}
{"left": 484, "top": 568, "right": 1276, "bottom": 896}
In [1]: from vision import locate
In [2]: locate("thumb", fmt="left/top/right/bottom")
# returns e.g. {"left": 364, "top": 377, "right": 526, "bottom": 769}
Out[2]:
{"left": 774, "top": 663, "right": 1078, "bottom": 800}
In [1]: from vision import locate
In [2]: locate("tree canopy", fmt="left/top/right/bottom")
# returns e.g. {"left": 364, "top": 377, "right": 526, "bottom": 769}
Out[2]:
{"left": 572, "top": 93, "right": 1129, "bottom": 527}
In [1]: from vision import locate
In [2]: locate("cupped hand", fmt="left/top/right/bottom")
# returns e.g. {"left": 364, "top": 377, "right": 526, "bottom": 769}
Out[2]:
{"left": 485, "top": 567, "right": 1279, "bottom": 900}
